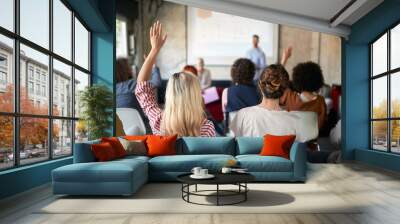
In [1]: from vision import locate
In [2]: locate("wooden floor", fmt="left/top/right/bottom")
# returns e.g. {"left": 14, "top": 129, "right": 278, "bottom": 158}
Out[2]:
{"left": 1, "top": 162, "right": 400, "bottom": 224}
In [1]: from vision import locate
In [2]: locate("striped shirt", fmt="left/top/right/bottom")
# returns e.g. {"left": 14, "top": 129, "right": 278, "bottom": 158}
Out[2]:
{"left": 135, "top": 81, "right": 216, "bottom": 137}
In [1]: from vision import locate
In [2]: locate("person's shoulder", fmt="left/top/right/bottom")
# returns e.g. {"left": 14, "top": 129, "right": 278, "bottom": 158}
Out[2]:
{"left": 246, "top": 48, "right": 254, "bottom": 55}
{"left": 117, "top": 79, "right": 135, "bottom": 88}
{"left": 290, "top": 110, "right": 318, "bottom": 120}
{"left": 202, "top": 119, "right": 216, "bottom": 132}
{"left": 237, "top": 105, "right": 260, "bottom": 114}
{"left": 316, "top": 95, "right": 326, "bottom": 102}
{"left": 203, "top": 119, "right": 214, "bottom": 125}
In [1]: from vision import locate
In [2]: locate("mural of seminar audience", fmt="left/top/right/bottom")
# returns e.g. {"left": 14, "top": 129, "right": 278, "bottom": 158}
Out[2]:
{"left": 135, "top": 21, "right": 216, "bottom": 137}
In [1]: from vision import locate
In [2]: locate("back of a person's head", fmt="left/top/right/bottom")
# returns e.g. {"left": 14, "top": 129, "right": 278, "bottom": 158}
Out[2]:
{"left": 183, "top": 65, "right": 198, "bottom": 76}
{"left": 258, "top": 64, "right": 289, "bottom": 99}
{"left": 292, "top": 61, "right": 324, "bottom": 92}
{"left": 231, "top": 58, "right": 255, "bottom": 85}
{"left": 162, "top": 72, "right": 205, "bottom": 136}
{"left": 116, "top": 58, "right": 133, "bottom": 83}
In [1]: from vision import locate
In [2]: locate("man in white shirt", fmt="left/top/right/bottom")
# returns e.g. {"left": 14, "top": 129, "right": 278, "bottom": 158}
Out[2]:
{"left": 246, "top": 34, "right": 266, "bottom": 82}
{"left": 196, "top": 58, "right": 212, "bottom": 90}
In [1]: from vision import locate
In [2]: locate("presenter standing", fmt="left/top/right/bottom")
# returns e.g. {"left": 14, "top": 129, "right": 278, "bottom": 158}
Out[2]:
{"left": 246, "top": 34, "right": 266, "bottom": 82}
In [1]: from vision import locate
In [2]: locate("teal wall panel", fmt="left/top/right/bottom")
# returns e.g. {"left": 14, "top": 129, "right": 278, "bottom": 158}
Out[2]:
{"left": 343, "top": 0, "right": 400, "bottom": 171}
{"left": 0, "top": 158, "right": 72, "bottom": 199}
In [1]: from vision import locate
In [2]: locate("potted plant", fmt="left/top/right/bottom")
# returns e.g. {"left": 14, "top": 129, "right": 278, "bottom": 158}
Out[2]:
{"left": 79, "top": 84, "right": 113, "bottom": 140}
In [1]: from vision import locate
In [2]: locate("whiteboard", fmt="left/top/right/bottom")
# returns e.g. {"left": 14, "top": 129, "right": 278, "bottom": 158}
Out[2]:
{"left": 187, "top": 7, "right": 278, "bottom": 66}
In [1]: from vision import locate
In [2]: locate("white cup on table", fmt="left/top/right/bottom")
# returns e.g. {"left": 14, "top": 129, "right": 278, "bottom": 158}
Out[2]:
{"left": 191, "top": 167, "right": 202, "bottom": 176}
{"left": 200, "top": 169, "right": 208, "bottom": 176}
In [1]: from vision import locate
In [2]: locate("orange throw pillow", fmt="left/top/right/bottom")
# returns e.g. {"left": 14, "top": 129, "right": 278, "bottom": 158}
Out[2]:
{"left": 146, "top": 135, "right": 178, "bottom": 157}
{"left": 91, "top": 142, "right": 117, "bottom": 161}
{"left": 101, "top": 137, "right": 126, "bottom": 158}
{"left": 260, "top": 134, "right": 296, "bottom": 159}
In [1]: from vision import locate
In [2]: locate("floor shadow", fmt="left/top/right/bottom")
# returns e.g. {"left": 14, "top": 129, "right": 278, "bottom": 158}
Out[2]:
{"left": 56, "top": 183, "right": 182, "bottom": 200}
{"left": 203, "top": 190, "right": 295, "bottom": 207}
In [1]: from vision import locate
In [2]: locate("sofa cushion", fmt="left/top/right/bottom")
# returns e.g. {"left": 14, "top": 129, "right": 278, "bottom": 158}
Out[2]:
{"left": 177, "top": 137, "right": 235, "bottom": 155}
{"left": 119, "top": 138, "right": 147, "bottom": 156}
{"left": 91, "top": 142, "right": 118, "bottom": 161}
{"left": 260, "top": 134, "right": 296, "bottom": 159}
{"left": 147, "top": 135, "right": 178, "bottom": 157}
{"left": 236, "top": 155, "right": 293, "bottom": 172}
{"left": 101, "top": 137, "right": 127, "bottom": 158}
{"left": 115, "top": 155, "right": 150, "bottom": 163}
{"left": 149, "top": 154, "right": 235, "bottom": 172}
{"left": 53, "top": 158, "right": 147, "bottom": 183}
{"left": 236, "top": 137, "right": 263, "bottom": 155}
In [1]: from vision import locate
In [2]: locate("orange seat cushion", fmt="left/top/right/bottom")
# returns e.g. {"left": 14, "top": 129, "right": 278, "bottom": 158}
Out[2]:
{"left": 260, "top": 134, "right": 296, "bottom": 159}
{"left": 101, "top": 137, "right": 126, "bottom": 158}
{"left": 91, "top": 142, "right": 118, "bottom": 162}
{"left": 146, "top": 135, "right": 178, "bottom": 157}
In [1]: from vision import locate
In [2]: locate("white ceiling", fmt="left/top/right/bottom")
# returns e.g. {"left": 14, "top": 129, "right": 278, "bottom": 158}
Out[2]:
{"left": 225, "top": 0, "right": 352, "bottom": 23}
{"left": 165, "top": 0, "right": 384, "bottom": 38}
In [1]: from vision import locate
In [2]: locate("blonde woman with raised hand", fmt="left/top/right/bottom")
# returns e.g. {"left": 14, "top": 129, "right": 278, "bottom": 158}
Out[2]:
{"left": 135, "top": 21, "right": 216, "bottom": 137}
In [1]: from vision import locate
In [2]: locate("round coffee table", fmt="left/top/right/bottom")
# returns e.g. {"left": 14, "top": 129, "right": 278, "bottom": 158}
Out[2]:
{"left": 177, "top": 173, "right": 255, "bottom": 206}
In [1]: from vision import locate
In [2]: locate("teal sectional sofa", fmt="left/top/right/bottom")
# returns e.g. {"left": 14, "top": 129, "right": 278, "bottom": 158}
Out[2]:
{"left": 52, "top": 137, "right": 307, "bottom": 196}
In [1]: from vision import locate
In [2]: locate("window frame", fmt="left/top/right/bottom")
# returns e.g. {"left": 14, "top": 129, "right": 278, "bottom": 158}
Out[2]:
{"left": 370, "top": 20, "right": 400, "bottom": 154}
{"left": 0, "top": 0, "right": 92, "bottom": 171}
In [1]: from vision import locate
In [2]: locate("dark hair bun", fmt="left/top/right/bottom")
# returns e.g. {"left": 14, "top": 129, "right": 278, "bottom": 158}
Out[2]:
{"left": 258, "top": 64, "right": 289, "bottom": 99}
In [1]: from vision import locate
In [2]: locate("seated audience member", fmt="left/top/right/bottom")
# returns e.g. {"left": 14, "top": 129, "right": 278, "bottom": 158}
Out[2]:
{"left": 183, "top": 65, "right": 198, "bottom": 76}
{"left": 116, "top": 58, "right": 146, "bottom": 118}
{"left": 222, "top": 58, "right": 261, "bottom": 133}
{"left": 116, "top": 58, "right": 153, "bottom": 133}
{"left": 280, "top": 62, "right": 327, "bottom": 129}
{"left": 135, "top": 21, "right": 216, "bottom": 137}
{"left": 196, "top": 58, "right": 212, "bottom": 90}
{"left": 230, "top": 64, "right": 318, "bottom": 142}
{"left": 222, "top": 58, "right": 261, "bottom": 114}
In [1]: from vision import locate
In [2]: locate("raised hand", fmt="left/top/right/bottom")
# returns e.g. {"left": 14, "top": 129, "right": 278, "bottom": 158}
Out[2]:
{"left": 281, "top": 46, "right": 293, "bottom": 66}
{"left": 137, "top": 21, "right": 167, "bottom": 82}
{"left": 284, "top": 46, "right": 292, "bottom": 59}
{"left": 149, "top": 21, "right": 167, "bottom": 52}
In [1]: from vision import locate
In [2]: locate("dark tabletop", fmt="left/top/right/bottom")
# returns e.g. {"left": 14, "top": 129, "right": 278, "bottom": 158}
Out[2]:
{"left": 177, "top": 172, "right": 255, "bottom": 185}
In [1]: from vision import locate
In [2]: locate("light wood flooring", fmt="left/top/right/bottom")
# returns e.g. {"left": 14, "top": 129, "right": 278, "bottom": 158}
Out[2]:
{"left": 1, "top": 162, "right": 400, "bottom": 224}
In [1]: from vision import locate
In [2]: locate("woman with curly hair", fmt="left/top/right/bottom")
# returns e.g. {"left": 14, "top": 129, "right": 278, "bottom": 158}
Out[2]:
{"left": 221, "top": 58, "right": 261, "bottom": 132}
{"left": 280, "top": 61, "right": 327, "bottom": 129}
{"left": 230, "top": 64, "right": 318, "bottom": 142}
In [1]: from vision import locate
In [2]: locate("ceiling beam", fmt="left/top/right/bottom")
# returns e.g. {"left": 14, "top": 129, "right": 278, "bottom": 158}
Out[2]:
{"left": 330, "top": 0, "right": 368, "bottom": 27}
{"left": 164, "top": 0, "right": 351, "bottom": 38}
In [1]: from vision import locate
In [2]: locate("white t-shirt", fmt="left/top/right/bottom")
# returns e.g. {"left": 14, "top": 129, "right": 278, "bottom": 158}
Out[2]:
{"left": 230, "top": 106, "right": 318, "bottom": 142}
